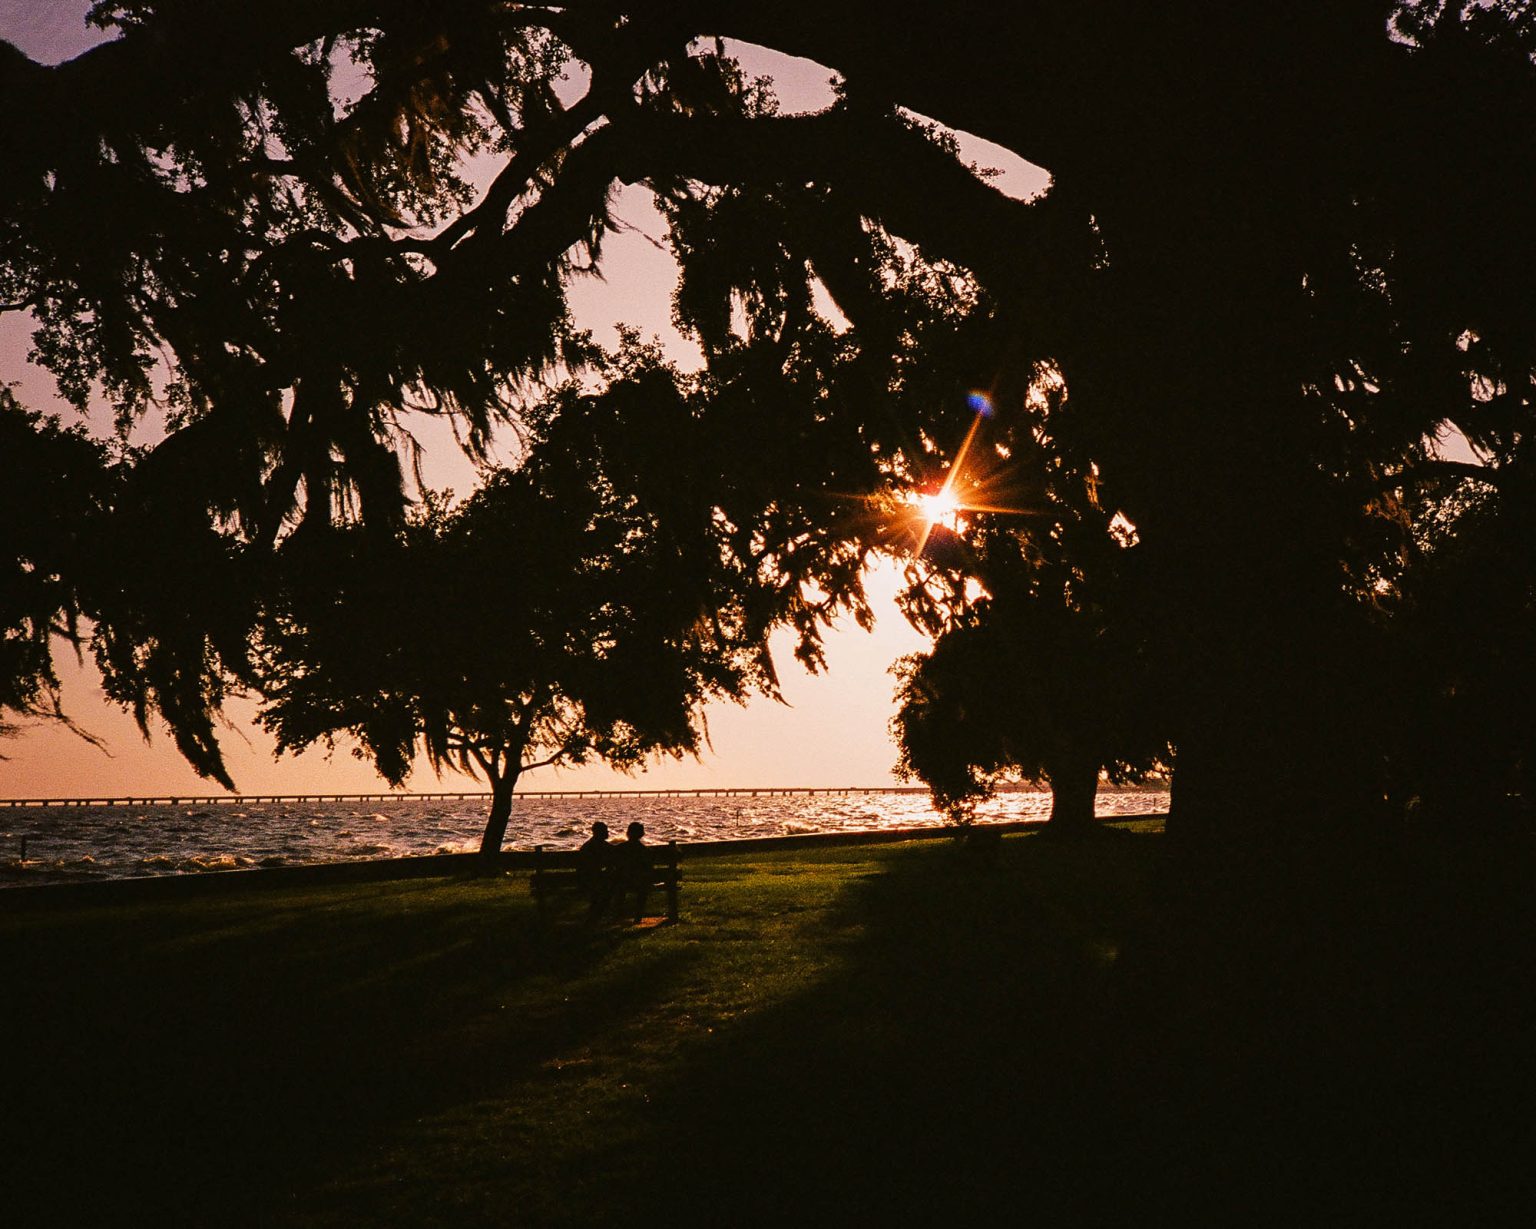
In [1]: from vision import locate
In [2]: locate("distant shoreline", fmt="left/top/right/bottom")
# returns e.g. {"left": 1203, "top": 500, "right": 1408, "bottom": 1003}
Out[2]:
{"left": 2, "top": 791, "right": 1171, "bottom": 889}
{"left": 0, "top": 782, "right": 1171, "bottom": 809}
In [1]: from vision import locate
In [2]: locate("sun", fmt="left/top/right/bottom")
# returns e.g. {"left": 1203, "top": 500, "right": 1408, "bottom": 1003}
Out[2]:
{"left": 913, "top": 486, "right": 963, "bottom": 530}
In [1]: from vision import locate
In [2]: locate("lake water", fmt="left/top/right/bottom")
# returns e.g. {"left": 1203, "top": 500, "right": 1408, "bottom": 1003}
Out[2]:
{"left": 0, "top": 789, "right": 1168, "bottom": 887}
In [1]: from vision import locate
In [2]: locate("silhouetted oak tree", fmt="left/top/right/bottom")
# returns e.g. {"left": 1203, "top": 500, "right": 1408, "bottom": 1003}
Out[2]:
{"left": 893, "top": 609, "right": 1164, "bottom": 832}
{"left": 258, "top": 346, "right": 773, "bottom": 854}
{"left": 4, "top": 3, "right": 1533, "bottom": 841}
{"left": 890, "top": 368, "right": 1168, "bottom": 829}
{"left": 1386, "top": 473, "right": 1536, "bottom": 828}
{"left": 0, "top": 5, "right": 965, "bottom": 782}
{"left": 0, "top": 391, "right": 114, "bottom": 743}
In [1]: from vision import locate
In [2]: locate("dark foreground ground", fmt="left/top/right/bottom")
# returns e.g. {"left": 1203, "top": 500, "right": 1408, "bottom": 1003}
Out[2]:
{"left": 2, "top": 821, "right": 1532, "bottom": 1226}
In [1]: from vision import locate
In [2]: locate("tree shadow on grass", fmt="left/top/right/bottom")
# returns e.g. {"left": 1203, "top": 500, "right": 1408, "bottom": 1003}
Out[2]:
{"left": 557, "top": 829, "right": 1536, "bottom": 1225}
{"left": 0, "top": 876, "right": 709, "bottom": 1228}
{"left": 537, "top": 832, "right": 1164, "bottom": 1224}
{"left": 7, "top": 828, "right": 1532, "bottom": 1226}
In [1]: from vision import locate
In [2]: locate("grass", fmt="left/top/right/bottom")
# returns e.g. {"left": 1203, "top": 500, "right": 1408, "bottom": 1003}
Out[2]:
{"left": 2, "top": 820, "right": 1532, "bottom": 1225}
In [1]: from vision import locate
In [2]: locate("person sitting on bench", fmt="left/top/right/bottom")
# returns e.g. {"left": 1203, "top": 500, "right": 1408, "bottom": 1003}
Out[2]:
{"left": 612, "top": 821, "right": 652, "bottom": 922}
{"left": 576, "top": 821, "right": 612, "bottom": 916}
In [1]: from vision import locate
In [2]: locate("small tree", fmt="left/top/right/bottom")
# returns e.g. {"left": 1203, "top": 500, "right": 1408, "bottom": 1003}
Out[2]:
{"left": 259, "top": 365, "right": 764, "bottom": 855}
{"left": 890, "top": 371, "right": 1168, "bottom": 830}
{"left": 893, "top": 567, "right": 1166, "bottom": 832}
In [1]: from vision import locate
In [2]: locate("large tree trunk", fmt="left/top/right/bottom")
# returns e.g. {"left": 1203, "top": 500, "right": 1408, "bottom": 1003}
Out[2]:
{"left": 1046, "top": 754, "right": 1099, "bottom": 833}
{"left": 1077, "top": 157, "right": 1382, "bottom": 858}
{"left": 478, "top": 770, "right": 518, "bottom": 860}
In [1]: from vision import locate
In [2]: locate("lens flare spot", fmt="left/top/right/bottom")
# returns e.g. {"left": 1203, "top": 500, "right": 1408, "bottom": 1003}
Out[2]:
{"left": 966, "top": 390, "right": 994, "bottom": 416}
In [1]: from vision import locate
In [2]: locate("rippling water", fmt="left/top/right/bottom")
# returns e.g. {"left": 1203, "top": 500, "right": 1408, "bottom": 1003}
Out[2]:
{"left": 0, "top": 790, "right": 1168, "bottom": 887}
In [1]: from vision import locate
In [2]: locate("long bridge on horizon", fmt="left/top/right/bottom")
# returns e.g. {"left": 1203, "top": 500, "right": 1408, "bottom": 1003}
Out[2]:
{"left": 0, "top": 785, "right": 962, "bottom": 809}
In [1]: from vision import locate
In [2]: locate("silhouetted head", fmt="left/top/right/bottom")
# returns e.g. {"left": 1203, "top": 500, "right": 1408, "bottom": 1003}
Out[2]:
{"left": 591, "top": 821, "right": 608, "bottom": 839}
{"left": 626, "top": 821, "right": 644, "bottom": 841}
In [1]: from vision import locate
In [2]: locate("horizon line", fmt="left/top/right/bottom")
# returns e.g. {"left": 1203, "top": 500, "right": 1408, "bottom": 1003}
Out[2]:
{"left": 0, "top": 782, "right": 1179, "bottom": 808}
{"left": 4, "top": 786, "right": 934, "bottom": 807}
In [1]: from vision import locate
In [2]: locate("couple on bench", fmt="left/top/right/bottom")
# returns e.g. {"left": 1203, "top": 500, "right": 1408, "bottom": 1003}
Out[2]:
{"left": 575, "top": 820, "right": 653, "bottom": 922}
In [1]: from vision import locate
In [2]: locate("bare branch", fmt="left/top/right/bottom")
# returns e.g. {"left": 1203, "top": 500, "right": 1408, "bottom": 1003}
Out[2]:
{"left": 1385, "top": 460, "right": 1502, "bottom": 492}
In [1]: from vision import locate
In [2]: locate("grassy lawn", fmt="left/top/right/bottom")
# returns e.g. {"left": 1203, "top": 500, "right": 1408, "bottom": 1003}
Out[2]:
{"left": 2, "top": 822, "right": 1532, "bottom": 1225}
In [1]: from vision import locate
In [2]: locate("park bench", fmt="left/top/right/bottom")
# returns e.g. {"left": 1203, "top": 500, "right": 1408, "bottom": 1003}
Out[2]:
{"left": 529, "top": 840, "right": 680, "bottom": 923}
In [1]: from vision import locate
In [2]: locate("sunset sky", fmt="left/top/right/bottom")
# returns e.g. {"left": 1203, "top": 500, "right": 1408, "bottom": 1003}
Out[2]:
{"left": 0, "top": 2, "right": 1047, "bottom": 798}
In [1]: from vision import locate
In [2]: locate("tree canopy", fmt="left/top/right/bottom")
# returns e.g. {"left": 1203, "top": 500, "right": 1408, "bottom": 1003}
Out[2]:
{"left": 892, "top": 398, "right": 1168, "bottom": 827}
{"left": 2, "top": 2, "right": 1532, "bottom": 839}
{"left": 0, "top": 390, "right": 114, "bottom": 743}
{"left": 260, "top": 341, "right": 782, "bottom": 850}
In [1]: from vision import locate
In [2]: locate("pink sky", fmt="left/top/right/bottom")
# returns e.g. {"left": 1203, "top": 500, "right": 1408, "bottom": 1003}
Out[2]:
{"left": 0, "top": 4, "right": 1046, "bottom": 798}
